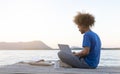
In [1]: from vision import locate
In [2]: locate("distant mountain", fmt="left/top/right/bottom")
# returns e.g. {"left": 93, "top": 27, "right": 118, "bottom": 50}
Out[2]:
{"left": 102, "top": 48, "right": 120, "bottom": 50}
{"left": 0, "top": 41, "right": 52, "bottom": 50}
{"left": 71, "top": 46, "right": 120, "bottom": 50}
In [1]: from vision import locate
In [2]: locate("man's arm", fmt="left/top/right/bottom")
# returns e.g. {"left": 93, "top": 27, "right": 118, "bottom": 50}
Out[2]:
{"left": 74, "top": 47, "right": 90, "bottom": 57}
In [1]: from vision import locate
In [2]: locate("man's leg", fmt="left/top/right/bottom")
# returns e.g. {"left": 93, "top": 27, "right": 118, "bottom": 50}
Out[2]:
{"left": 58, "top": 51, "right": 90, "bottom": 68}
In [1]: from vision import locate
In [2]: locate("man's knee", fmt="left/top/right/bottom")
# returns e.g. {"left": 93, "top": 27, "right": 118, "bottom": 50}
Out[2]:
{"left": 58, "top": 51, "right": 65, "bottom": 59}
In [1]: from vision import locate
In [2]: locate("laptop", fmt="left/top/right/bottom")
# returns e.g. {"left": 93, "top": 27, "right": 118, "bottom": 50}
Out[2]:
{"left": 58, "top": 44, "right": 72, "bottom": 54}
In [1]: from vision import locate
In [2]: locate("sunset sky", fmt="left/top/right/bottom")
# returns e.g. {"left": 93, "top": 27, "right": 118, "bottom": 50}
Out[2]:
{"left": 0, "top": 0, "right": 120, "bottom": 48}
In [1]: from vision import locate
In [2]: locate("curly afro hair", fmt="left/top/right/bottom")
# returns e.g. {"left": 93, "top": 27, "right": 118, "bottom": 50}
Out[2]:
{"left": 74, "top": 12, "right": 95, "bottom": 27}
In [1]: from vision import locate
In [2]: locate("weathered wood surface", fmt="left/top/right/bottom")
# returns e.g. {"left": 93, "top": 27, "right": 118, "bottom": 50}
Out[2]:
{"left": 0, "top": 63, "right": 120, "bottom": 74}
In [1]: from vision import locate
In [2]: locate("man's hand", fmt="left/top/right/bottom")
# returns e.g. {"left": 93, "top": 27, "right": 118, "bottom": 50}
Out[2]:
{"left": 73, "top": 52, "right": 80, "bottom": 56}
{"left": 72, "top": 52, "right": 76, "bottom": 54}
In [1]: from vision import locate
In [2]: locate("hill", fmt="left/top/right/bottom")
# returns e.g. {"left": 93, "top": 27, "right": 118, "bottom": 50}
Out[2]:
{"left": 0, "top": 41, "right": 52, "bottom": 50}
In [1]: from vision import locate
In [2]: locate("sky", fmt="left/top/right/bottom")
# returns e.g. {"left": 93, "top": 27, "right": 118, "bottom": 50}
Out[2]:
{"left": 0, "top": 0, "right": 120, "bottom": 48}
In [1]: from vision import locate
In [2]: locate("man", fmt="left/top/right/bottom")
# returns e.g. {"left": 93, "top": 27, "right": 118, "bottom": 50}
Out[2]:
{"left": 58, "top": 12, "right": 101, "bottom": 69}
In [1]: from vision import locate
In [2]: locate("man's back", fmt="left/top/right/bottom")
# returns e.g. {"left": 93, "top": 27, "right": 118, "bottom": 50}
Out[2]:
{"left": 83, "top": 30, "right": 101, "bottom": 68}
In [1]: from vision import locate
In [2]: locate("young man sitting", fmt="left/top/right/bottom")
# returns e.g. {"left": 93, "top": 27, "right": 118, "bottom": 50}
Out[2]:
{"left": 58, "top": 12, "right": 101, "bottom": 69}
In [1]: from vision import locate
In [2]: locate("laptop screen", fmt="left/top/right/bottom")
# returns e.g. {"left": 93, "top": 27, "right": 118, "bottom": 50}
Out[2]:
{"left": 58, "top": 44, "right": 72, "bottom": 53}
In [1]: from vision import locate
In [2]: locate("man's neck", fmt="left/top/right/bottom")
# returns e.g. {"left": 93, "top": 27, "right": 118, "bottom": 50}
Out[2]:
{"left": 85, "top": 28, "right": 90, "bottom": 32}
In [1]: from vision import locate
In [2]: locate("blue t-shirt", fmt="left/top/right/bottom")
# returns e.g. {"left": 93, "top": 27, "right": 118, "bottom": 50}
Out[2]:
{"left": 82, "top": 30, "right": 101, "bottom": 68}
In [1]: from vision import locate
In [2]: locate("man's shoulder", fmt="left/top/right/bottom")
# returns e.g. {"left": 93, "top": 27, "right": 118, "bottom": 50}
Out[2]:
{"left": 84, "top": 30, "right": 95, "bottom": 36}
{"left": 84, "top": 31, "right": 99, "bottom": 39}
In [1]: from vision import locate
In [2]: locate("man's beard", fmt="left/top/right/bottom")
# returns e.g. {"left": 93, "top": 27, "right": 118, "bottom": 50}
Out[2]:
{"left": 80, "top": 31, "right": 84, "bottom": 34}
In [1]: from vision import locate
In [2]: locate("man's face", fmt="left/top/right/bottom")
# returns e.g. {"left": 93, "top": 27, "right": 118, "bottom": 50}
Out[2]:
{"left": 78, "top": 25, "right": 86, "bottom": 34}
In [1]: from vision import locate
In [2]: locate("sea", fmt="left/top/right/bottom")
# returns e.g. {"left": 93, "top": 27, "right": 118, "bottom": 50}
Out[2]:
{"left": 0, "top": 50, "right": 120, "bottom": 67}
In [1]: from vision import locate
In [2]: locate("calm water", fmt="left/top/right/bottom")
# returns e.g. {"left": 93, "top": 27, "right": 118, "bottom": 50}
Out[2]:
{"left": 0, "top": 50, "right": 120, "bottom": 67}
